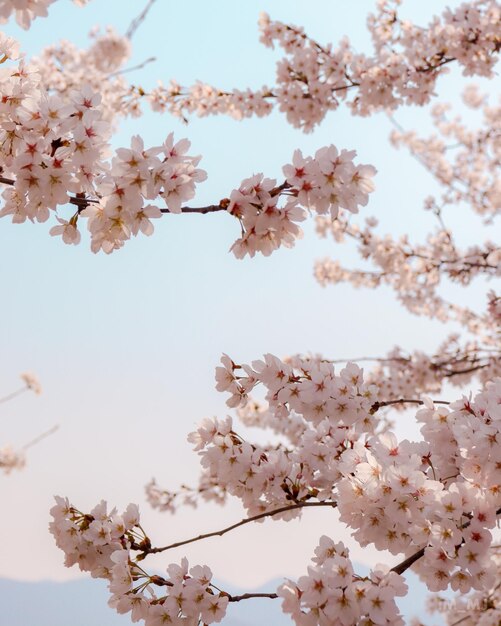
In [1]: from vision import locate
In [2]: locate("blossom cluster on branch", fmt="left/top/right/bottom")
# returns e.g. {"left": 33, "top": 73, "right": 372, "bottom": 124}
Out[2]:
{"left": 0, "top": 40, "right": 375, "bottom": 255}
{"left": 0, "top": 0, "right": 89, "bottom": 30}
{"left": 138, "top": 1, "right": 501, "bottom": 131}
{"left": 55, "top": 363, "right": 501, "bottom": 625}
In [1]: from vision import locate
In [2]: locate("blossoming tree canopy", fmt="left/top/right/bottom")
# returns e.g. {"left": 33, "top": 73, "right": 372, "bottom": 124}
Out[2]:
{"left": 1, "top": 0, "right": 501, "bottom": 625}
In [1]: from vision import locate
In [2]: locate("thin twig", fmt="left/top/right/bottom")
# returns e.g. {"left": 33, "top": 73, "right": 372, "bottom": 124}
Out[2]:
{"left": 107, "top": 57, "right": 156, "bottom": 78}
{"left": 159, "top": 204, "right": 227, "bottom": 215}
{"left": 23, "top": 424, "right": 59, "bottom": 450}
{"left": 126, "top": 0, "right": 158, "bottom": 39}
{"left": 371, "top": 398, "right": 450, "bottom": 413}
{"left": 0, "top": 386, "right": 27, "bottom": 405}
{"left": 146, "top": 501, "right": 337, "bottom": 555}
{"left": 226, "top": 592, "right": 278, "bottom": 602}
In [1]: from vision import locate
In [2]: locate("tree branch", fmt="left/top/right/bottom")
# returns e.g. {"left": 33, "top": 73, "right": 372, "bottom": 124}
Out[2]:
{"left": 371, "top": 398, "right": 450, "bottom": 413}
{"left": 159, "top": 204, "right": 228, "bottom": 215}
{"left": 144, "top": 501, "right": 337, "bottom": 555}
{"left": 226, "top": 591, "right": 278, "bottom": 602}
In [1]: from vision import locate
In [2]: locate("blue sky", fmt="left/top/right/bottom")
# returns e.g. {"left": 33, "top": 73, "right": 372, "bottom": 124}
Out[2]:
{"left": 0, "top": 5, "right": 492, "bottom": 622}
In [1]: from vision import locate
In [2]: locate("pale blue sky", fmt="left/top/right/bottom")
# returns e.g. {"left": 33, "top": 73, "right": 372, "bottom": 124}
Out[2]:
{"left": 0, "top": 3, "right": 493, "bottom": 614}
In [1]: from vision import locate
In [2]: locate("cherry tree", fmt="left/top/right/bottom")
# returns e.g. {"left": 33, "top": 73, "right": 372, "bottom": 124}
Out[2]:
{"left": 1, "top": 0, "right": 500, "bottom": 624}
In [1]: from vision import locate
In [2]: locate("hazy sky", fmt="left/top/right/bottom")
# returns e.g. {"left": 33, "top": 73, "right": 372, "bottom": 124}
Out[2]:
{"left": 0, "top": 0, "right": 491, "bottom": 600}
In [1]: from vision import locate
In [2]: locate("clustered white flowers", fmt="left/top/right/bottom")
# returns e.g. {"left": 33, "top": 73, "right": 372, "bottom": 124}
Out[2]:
{"left": 50, "top": 498, "right": 229, "bottom": 625}
{"left": 279, "top": 538, "right": 408, "bottom": 626}
{"left": 0, "top": 444, "right": 26, "bottom": 473}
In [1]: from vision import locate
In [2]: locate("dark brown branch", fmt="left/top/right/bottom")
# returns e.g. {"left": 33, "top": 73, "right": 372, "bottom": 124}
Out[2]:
{"left": 371, "top": 398, "right": 450, "bottom": 413}
{"left": 391, "top": 547, "right": 426, "bottom": 575}
{"left": 144, "top": 501, "right": 337, "bottom": 555}
{"left": 0, "top": 175, "right": 292, "bottom": 217}
{"left": 443, "top": 364, "right": 489, "bottom": 378}
{"left": 226, "top": 592, "right": 278, "bottom": 602}
{"left": 159, "top": 204, "right": 228, "bottom": 215}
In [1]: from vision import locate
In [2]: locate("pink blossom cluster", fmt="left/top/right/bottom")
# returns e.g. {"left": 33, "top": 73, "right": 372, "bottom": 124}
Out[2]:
{"left": 49, "top": 497, "right": 229, "bottom": 625}
{"left": 148, "top": 354, "right": 376, "bottom": 514}
{"left": 20, "top": 370, "right": 42, "bottom": 394}
{"left": 278, "top": 537, "right": 407, "bottom": 626}
{"left": 147, "top": 80, "right": 274, "bottom": 124}
{"left": 32, "top": 27, "right": 137, "bottom": 126}
{"left": 427, "top": 550, "right": 501, "bottom": 625}
{"left": 0, "top": 50, "right": 206, "bottom": 252}
{"left": 275, "top": 337, "right": 499, "bottom": 416}
{"left": 0, "top": 0, "right": 88, "bottom": 30}
{"left": 0, "top": 445, "right": 25, "bottom": 474}
{"left": 229, "top": 147, "right": 376, "bottom": 258}
{"left": 145, "top": 1, "right": 501, "bottom": 131}
{"left": 80, "top": 133, "right": 207, "bottom": 253}
{"left": 148, "top": 355, "right": 378, "bottom": 516}
{"left": 215, "top": 353, "right": 378, "bottom": 430}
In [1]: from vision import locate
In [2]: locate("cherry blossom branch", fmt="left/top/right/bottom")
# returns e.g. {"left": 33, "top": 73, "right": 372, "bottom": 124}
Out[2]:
{"left": 144, "top": 500, "right": 337, "bottom": 555}
{"left": 0, "top": 175, "right": 291, "bottom": 216}
{"left": 0, "top": 175, "right": 224, "bottom": 215}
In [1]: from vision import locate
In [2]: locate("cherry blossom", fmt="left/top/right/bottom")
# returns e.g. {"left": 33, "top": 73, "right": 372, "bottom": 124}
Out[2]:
{"left": 0, "top": 0, "right": 89, "bottom": 30}
{"left": 1, "top": 1, "right": 500, "bottom": 624}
